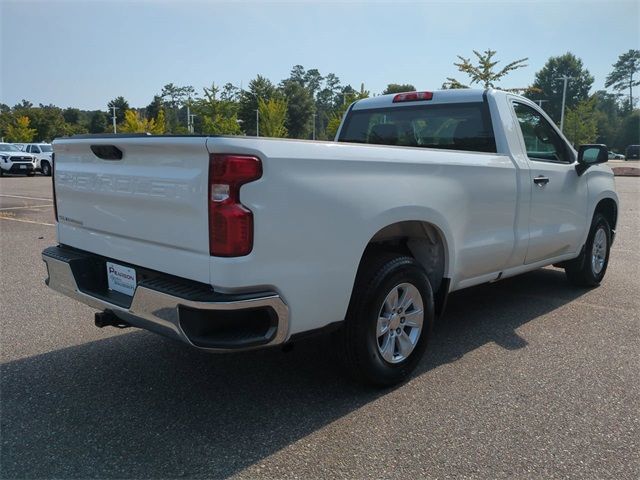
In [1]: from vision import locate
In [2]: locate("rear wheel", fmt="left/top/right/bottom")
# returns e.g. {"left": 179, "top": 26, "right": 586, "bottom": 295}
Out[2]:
{"left": 565, "top": 213, "right": 611, "bottom": 287}
{"left": 41, "top": 161, "right": 51, "bottom": 176}
{"left": 338, "top": 252, "right": 434, "bottom": 386}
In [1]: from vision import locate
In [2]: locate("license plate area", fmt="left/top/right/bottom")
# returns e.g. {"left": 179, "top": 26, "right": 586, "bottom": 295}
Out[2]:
{"left": 67, "top": 255, "right": 142, "bottom": 309}
{"left": 106, "top": 262, "right": 137, "bottom": 297}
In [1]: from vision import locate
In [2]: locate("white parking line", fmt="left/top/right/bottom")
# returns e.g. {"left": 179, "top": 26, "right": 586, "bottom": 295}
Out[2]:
{"left": 0, "top": 216, "right": 55, "bottom": 227}
{"left": 0, "top": 194, "right": 52, "bottom": 202}
{"left": 0, "top": 204, "right": 53, "bottom": 211}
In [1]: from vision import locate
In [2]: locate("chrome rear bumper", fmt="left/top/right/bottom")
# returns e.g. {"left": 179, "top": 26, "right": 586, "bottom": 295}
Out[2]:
{"left": 42, "top": 246, "right": 289, "bottom": 352}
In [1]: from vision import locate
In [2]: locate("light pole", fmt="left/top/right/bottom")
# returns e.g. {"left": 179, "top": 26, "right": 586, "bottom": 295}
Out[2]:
{"left": 242, "top": 89, "right": 260, "bottom": 136}
{"left": 557, "top": 76, "right": 572, "bottom": 132}
{"left": 312, "top": 114, "right": 316, "bottom": 140}
{"left": 188, "top": 114, "right": 196, "bottom": 134}
{"left": 111, "top": 106, "right": 118, "bottom": 134}
{"left": 187, "top": 101, "right": 191, "bottom": 132}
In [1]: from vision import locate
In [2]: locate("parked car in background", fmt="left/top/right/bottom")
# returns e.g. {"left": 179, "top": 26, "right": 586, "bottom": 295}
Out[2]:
{"left": 0, "top": 143, "right": 36, "bottom": 176}
{"left": 23, "top": 143, "right": 53, "bottom": 175}
{"left": 625, "top": 145, "right": 639, "bottom": 160}
{"left": 608, "top": 151, "right": 624, "bottom": 160}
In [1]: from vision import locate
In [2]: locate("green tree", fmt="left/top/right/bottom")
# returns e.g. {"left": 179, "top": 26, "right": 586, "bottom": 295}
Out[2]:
{"left": 194, "top": 83, "right": 242, "bottom": 135}
{"left": 315, "top": 72, "right": 342, "bottom": 139}
{"left": 289, "top": 65, "right": 306, "bottom": 85}
{"left": 220, "top": 83, "right": 240, "bottom": 103}
{"left": 528, "top": 52, "right": 594, "bottom": 124}
{"left": 161, "top": 83, "right": 196, "bottom": 109}
{"left": 592, "top": 90, "right": 623, "bottom": 149}
{"left": 160, "top": 84, "right": 196, "bottom": 132}
{"left": 258, "top": 97, "right": 288, "bottom": 138}
{"left": 62, "top": 108, "right": 81, "bottom": 124}
{"left": 107, "top": 96, "right": 130, "bottom": 124}
{"left": 89, "top": 111, "right": 108, "bottom": 133}
{"left": 382, "top": 84, "right": 416, "bottom": 94}
{"left": 445, "top": 49, "right": 528, "bottom": 89}
{"left": 201, "top": 115, "right": 242, "bottom": 135}
{"left": 441, "top": 78, "right": 469, "bottom": 89}
{"left": 153, "top": 109, "right": 166, "bottom": 134}
{"left": 5, "top": 116, "right": 36, "bottom": 142}
{"left": 281, "top": 79, "right": 315, "bottom": 139}
{"left": 145, "top": 95, "right": 164, "bottom": 120}
{"left": 0, "top": 104, "right": 11, "bottom": 138}
{"left": 120, "top": 109, "right": 158, "bottom": 133}
{"left": 325, "top": 89, "right": 369, "bottom": 139}
{"left": 563, "top": 97, "right": 598, "bottom": 147}
{"left": 13, "top": 100, "right": 33, "bottom": 110}
{"left": 605, "top": 49, "right": 640, "bottom": 110}
{"left": 239, "top": 75, "right": 276, "bottom": 135}
{"left": 21, "top": 104, "right": 68, "bottom": 141}
{"left": 618, "top": 110, "right": 640, "bottom": 149}
{"left": 303, "top": 68, "right": 324, "bottom": 97}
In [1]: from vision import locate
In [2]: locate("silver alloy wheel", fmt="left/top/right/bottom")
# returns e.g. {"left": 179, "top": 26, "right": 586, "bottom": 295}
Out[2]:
{"left": 376, "top": 282, "right": 424, "bottom": 364}
{"left": 591, "top": 227, "right": 607, "bottom": 275}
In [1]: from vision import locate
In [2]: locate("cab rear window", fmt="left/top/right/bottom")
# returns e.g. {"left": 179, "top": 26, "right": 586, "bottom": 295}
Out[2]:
{"left": 338, "top": 102, "right": 496, "bottom": 153}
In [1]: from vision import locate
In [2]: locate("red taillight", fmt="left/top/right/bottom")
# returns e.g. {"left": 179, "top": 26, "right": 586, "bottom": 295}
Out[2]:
{"left": 51, "top": 152, "right": 58, "bottom": 222}
{"left": 392, "top": 91, "right": 433, "bottom": 103}
{"left": 209, "top": 154, "right": 262, "bottom": 257}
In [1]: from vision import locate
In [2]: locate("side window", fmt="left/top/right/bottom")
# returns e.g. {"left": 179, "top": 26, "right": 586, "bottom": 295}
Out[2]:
{"left": 32, "top": 146, "right": 41, "bottom": 153}
{"left": 513, "top": 102, "right": 571, "bottom": 163}
{"left": 25, "top": 145, "right": 31, "bottom": 152}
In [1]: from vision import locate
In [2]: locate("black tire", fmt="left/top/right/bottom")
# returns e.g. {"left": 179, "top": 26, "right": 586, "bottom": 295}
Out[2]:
{"left": 41, "top": 161, "right": 51, "bottom": 176}
{"left": 565, "top": 213, "right": 611, "bottom": 287}
{"left": 337, "top": 251, "right": 435, "bottom": 387}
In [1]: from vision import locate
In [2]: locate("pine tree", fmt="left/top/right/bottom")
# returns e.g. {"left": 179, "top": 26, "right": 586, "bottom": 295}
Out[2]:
{"left": 605, "top": 49, "right": 640, "bottom": 110}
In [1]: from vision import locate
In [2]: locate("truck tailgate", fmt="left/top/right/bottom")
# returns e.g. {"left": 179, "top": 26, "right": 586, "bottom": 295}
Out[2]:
{"left": 53, "top": 136, "right": 211, "bottom": 283}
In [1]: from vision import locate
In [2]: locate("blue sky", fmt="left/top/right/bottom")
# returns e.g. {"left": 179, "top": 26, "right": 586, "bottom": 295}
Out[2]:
{"left": 1, "top": 0, "right": 638, "bottom": 110}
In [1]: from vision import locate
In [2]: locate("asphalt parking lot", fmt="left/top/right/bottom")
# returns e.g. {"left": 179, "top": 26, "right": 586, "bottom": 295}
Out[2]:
{"left": 1, "top": 175, "right": 639, "bottom": 479}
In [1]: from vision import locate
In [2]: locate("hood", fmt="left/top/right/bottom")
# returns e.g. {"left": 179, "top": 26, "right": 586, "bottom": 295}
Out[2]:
{"left": 0, "top": 151, "right": 35, "bottom": 159}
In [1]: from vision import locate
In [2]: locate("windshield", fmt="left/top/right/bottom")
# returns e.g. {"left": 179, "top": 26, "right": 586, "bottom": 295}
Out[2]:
{"left": 39, "top": 145, "right": 53, "bottom": 152}
{"left": 0, "top": 143, "right": 21, "bottom": 152}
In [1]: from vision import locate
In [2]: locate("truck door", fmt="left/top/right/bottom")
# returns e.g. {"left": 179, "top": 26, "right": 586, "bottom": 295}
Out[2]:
{"left": 511, "top": 101, "right": 589, "bottom": 264}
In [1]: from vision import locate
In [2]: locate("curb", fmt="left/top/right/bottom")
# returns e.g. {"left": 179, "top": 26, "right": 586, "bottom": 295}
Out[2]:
{"left": 612, "top": 167, "right": 640, "bottom": 177}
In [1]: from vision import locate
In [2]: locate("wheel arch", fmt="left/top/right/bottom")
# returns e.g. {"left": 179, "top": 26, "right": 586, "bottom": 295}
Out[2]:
{"left": 593, "top": 197, "right": 618, "bottom": 234}
{"left": 353, "top": 219, "right": 454, "bottom": 319}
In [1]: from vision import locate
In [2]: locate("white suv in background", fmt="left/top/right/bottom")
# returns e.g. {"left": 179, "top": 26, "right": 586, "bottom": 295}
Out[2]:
{"left": 23, "top": 143, "right": 53, "bottom": 176}
{"left": 0, "top": 143, "right": 36, "bottom": 176}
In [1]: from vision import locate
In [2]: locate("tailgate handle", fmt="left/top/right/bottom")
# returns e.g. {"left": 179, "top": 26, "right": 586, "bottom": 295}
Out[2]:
{"left": 90, "top": 145, "right": 123, "bottom": 160}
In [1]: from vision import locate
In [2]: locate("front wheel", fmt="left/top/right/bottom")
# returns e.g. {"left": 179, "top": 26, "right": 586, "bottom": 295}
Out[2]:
{"left": 41, "top": 161, "right": 51, "bottom": 176}
{"left": 565, "top": 213, "right": 611, "bottom": 287}
{"left": 338, "top": 252, "right": 434, "bottom": 387}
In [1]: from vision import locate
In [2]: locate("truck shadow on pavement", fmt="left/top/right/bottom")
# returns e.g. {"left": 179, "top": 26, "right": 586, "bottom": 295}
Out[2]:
{"left": 1, "top": 268, "right": 590, "bottom": 479}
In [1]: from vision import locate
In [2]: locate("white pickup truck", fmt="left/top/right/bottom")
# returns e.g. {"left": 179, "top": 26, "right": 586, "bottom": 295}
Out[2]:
{"left": 43, "top": 89, "right": 618, "bottom": 386}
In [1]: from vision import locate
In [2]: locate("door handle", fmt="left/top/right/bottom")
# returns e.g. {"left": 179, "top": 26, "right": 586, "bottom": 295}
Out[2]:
{"left": 533, "top": 175, "right": 550, "bottom": 187}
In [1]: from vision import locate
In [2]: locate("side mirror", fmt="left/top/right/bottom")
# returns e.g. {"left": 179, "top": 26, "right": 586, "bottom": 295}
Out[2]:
{"left": 576, "top": 144, "right": 608, "bottom": 175}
